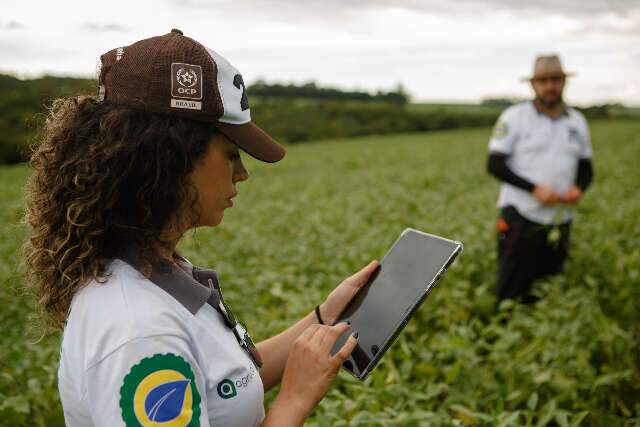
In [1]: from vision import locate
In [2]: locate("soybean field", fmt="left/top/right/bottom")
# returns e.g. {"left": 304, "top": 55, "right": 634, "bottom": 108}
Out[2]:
{"left": 1, "top": 120, "right": 639, "bottom": 426}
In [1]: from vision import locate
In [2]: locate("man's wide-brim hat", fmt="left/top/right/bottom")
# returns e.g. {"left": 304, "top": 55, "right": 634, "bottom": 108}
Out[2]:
{"left": 97, "top": 29, "right": 285, "bottom": 163}
{"left": 521, "top": 54, "right": 576, "bottom": 82}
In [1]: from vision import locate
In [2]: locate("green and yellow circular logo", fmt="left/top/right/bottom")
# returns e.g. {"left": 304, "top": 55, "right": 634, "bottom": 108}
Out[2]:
{"left": 119, "top": 353, "right": 201, "bottom": 427}
{"left": 492, "top": 121, "right": 509, "bottom": 139}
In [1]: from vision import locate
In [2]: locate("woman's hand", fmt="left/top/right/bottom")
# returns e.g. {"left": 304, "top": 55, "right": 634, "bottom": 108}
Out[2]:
{"left": 269, "top": 322, "right": 358, "bottom": 423}
{"left": 319, "top": 260, "right": 380, "bottom": 325}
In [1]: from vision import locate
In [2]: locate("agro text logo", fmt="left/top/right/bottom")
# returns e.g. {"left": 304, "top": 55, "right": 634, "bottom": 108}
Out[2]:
{"left": 217, "top": 379, "right": 237, "bottom": 399}
{"left": 217, "top": 365, "right": 257, "bottom": 399}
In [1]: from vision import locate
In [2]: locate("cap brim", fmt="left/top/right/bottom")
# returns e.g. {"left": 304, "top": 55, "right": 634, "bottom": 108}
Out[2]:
{"left": 216, "top": 121, "right": 286, "bottom": 163}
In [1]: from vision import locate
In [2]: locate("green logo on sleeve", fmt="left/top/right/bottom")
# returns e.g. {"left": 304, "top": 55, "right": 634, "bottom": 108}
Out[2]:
{"left": 119, "top": 353, "right": 201, "bottom": 426}
{"left": 492, "top": 121, "right": 509, "bottom": 139}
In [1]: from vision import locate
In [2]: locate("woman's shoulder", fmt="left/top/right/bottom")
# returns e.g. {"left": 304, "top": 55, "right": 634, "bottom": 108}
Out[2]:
{"left": 62, "top": 259, "right": 195, "bottom": 370}
{"left": 71, "top": 258, "right": 181, "bottom": 319}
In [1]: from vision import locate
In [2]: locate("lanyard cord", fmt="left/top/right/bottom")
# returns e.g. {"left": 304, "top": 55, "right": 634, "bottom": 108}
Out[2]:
{"left": 207, "top": 278, "right": 263, "bottom": 368}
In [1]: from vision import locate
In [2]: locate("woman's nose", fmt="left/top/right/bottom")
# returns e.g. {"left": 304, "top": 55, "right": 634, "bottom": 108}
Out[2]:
{"left": 233, "top": 159, "right": 249, "bottom": 183}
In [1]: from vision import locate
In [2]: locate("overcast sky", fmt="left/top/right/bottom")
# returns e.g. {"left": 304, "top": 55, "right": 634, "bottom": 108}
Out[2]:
{"left": 2, "top": 0, "right": 639, "bottom": 105}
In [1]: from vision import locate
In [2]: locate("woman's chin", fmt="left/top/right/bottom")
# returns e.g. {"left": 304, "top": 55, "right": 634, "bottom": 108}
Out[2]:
{"left": 210, "top": 212, "right": 225, "bottom": 227}
{"left": 193, "top": 212, "right": 224, "bottom": 228}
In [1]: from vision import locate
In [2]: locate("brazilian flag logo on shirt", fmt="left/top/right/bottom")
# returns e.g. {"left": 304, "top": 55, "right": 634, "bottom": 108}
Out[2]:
{"left": 120, "top": 353, "right": 201, "bottom": 426}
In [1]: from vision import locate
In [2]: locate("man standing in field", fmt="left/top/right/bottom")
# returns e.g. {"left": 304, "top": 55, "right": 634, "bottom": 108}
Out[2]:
{"left": 487, "top": 54, "right": 594, "bottom": 304}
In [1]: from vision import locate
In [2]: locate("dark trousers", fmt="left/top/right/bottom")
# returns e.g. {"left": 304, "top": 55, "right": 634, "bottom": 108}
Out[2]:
{"left": 495, "top": 206, "right": 571, "bottom": 303}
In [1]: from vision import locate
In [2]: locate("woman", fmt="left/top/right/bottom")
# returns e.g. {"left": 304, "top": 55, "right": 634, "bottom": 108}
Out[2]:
{"left": 24, "top": 29, "right": 379, "bottom": 426}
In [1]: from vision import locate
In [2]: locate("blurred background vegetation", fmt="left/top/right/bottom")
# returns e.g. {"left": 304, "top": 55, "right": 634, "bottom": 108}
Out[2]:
{"left": 1, "top": 74, "right": 638, "bottom": 165}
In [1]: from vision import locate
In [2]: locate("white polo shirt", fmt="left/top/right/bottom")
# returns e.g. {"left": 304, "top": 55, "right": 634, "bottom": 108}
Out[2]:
{"left": 488, "top": 101, "right": 592, "bottom": 224}
{"left": 58, "top": 257, "right": 265, "bottom": 427}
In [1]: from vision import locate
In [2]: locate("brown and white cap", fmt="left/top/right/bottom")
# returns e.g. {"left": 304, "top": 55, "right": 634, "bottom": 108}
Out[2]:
{"left": 98, "top": 29, "right": 285, "bottom": 163}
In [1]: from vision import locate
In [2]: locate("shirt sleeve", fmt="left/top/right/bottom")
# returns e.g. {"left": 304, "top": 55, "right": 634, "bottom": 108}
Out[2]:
{"left": 577, "top": 114, "right": 593, "bottom": 159}
{"left": 82, "top": 335, "right": 211, "bottom": 427}
{"left": 488, "top": 109, "right": 519, "bottom": 155}
{"left": 576, "top": 158, "right": 594, "bottom": 191}
{"left": 487, "top": 152, "right": 535, "bottom": 192}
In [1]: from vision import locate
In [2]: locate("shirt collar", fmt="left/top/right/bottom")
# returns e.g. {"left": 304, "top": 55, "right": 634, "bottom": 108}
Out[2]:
{"left": 118, "top": 247, "right": 221, "bottom": 314}
{"left": 532, "top": 99, "right": 569, "bottom": 118}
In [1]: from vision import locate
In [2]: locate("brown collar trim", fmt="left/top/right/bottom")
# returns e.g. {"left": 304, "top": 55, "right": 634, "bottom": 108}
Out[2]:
{"left": 118, "top": 248, "right": 221, "bottom": 314}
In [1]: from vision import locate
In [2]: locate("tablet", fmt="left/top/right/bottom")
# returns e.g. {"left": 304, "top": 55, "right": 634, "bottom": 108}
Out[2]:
{"left": 331, "top": 228, "right": 463, "bottom": 380}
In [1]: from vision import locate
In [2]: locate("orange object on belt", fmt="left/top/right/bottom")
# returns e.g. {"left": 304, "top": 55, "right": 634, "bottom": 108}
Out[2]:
{"left": 497, "top": 218, "right": 510, "bottom": 232}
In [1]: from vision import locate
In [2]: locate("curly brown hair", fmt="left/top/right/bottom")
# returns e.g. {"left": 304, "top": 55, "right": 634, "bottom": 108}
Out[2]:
{"left": 23, "top": 95, "right": 216, "bottom": 330}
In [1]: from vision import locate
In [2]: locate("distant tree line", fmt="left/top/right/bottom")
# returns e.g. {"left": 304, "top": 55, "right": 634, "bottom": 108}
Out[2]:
{"left": 0, "top": 74, "right": 635, "bottom": 164}
{"left": 248, "top": 80, "right": 410, "bottom": 104}
{"left": 251, "top": 99, "right": 497, "bottom": 143}
{"left": 0, "top": 74, "right": 95, "bottom": 164}
{"left": 482, "top": 97, "right": 526, "bottom": 108}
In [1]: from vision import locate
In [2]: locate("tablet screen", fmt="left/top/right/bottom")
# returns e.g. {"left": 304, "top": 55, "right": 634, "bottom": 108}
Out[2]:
{"left": 332, "top": 228, "right": 462, "bottom": 379}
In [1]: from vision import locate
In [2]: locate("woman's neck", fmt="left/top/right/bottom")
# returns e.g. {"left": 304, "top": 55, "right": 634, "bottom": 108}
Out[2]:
{"left": 158, "top": 215, "right": 192, "bottom": 262}
{"left": 158, "top": 228, "right": 182, "bottom": 262}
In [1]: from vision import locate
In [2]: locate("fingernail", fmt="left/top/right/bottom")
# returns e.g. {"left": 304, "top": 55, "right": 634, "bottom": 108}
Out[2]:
{"left": 352, "top": 332, "right": 359, "bottom": 339}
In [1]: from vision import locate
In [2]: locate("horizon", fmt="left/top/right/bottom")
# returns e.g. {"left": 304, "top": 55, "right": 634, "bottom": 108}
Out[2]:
{"left": 2, "top": 0, "right": 639, "bottom": 106}
{"left": 2, "top": 71, "right": 638, "bottom": 108}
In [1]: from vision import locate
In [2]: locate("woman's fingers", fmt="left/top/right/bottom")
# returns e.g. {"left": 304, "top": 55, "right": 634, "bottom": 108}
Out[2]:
{"left": 333, "top": 332, "right": 358, "bottom": 366}
{"left": 319, "top": 322, "right": 351, "bottom": 349}
{"left": 299, "top": 323, "right": 322, "bottom": 342}
{"left": 280, "top": 324, "right": 358, "bottom": 418}
{"left": 319, "top": 260, "right": 381, "bottom": 326}
{"left": 311, "top": 325, "right": 330, "bottom": 346}
{"left": 345, "top": 260, "right": 380, "bottom": 289}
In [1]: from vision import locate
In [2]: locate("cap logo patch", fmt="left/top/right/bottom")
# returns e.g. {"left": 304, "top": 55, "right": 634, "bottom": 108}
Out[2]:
{"left": 177, "top": 68, "right": 197, "bottom": 88}
{"left": 171, "top": 63, "right": 203, "bottom": 100}
{"left": 171, "top": 63, "right": 203, "bottom": 111}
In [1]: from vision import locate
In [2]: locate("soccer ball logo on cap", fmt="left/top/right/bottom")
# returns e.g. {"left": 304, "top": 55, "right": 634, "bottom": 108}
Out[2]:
{"left": 176, "top": 68, "right": 198, "bottom": 88}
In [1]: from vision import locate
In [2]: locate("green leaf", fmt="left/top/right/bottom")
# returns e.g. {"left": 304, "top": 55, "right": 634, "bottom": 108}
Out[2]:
{"left": 554, "top": 410, "right": 569, "bottom": 427}
{"left": 0, "top": 395, "right": 30, "bottom": 414}
{"left": 570, "top": 411, "right": 590, "bottom": 427}
{"left": 527, "top": 391, "right": 538, "bottom": 411}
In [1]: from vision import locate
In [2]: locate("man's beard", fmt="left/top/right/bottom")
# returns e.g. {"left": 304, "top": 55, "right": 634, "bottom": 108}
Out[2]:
{"left": 537, "top": 93, "right": 563, "bottom": 108}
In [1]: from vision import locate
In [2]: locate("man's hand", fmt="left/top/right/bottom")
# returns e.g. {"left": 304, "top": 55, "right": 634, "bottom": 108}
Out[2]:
{"left": 561, "top": 186, "right": 583, "bottom": 206}
{"left": 319, "top": 260, "right": 380, "bottom": 326}
{"left": 532, "top": 185, "right": 561, "bottom": 206}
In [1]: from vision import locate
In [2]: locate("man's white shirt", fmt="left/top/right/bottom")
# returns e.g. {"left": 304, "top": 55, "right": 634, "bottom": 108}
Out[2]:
{"left": 488, "top": 101, "right": 592, "bottom": 224}
{"left": 58, "top": 259, "right": 265, "bottom": 427}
